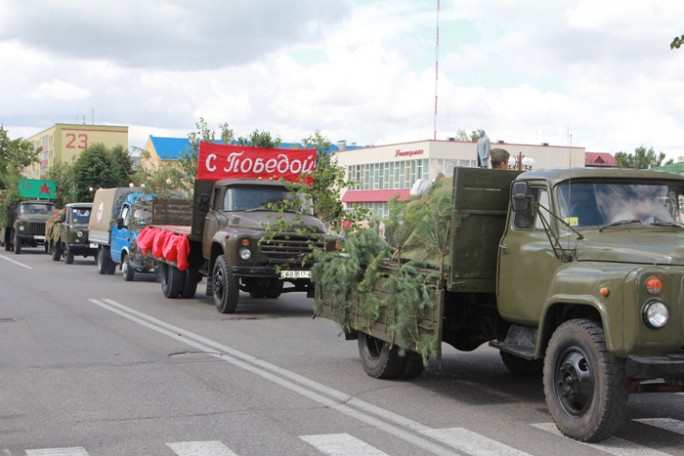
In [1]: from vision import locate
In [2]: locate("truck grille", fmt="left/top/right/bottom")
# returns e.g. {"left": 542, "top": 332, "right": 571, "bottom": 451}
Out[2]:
{"left": 27, "top": 222, "right": 46, "bottom": 236}
{"left": 260, "top": 235, "right": 324, "bottom": 264}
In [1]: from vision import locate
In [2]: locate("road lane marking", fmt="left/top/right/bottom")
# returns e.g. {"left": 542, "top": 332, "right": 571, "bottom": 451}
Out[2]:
{"left": 301, "top": 433, "right": 390, "bottom": 455}
{"left": 89, "top": 298, "right": 461, "bottom": 456}
{"left": 531, "top": 423, "right": 672, "bottom": 456}
{"left": 422, "top": 428, "right": 533, "bottom": 456}
{"left": 0, "top": 254, "right": 32, "bottom": 269}
{"left": 167, "top": 440, "right": 238, "bottom": 456}
{"left": 25, "top": 448, "right": 89, "bottom": 455}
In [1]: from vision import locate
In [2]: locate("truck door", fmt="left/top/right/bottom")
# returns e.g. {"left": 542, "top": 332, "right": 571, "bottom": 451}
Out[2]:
{"left": 110, "top": 203, "right": 131, "bottom": 264}
{"left": 497, "top": 184, "right": 560, "bottom": 325}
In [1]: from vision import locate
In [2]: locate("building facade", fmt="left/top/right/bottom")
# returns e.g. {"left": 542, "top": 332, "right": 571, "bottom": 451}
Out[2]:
{"left": 334, "top": 139, "right": 587, "bottom": 218}
{"left": 24, "top": 124, "right": 128, "bottom": 179}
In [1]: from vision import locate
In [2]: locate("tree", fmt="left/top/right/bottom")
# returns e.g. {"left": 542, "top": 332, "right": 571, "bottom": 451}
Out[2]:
{"left": 47, "top": 160, "right": 77, "bottom": 206}
{"left": 671, "top": 35, "right": 684, "bottom": 49}
{"left": 72, "top": 143, "right": 134, "bottom": 201}
{"left": 0, "top": 125, "right": 39, "bottom": 200}
{"left": 614, "top": 146, "right": 672, "bottom": 169}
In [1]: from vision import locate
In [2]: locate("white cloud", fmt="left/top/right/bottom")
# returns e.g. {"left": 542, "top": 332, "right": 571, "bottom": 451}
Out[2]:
{"left": 28, "top": 79, "right": 91, "bottom": 101}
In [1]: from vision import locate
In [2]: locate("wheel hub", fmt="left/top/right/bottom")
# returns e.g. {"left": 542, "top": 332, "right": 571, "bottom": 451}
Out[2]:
{"left": 556, "top": 349, "right": 594, "bottom": 416}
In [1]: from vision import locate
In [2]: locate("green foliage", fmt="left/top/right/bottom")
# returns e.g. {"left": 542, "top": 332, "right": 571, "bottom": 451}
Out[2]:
{"left": 0, "top": 124, "right": 40, "bottom": 197}
{"left": 313, "top": 180, "right": 451, "bottom": 365}
{"left": 72, "top": 143, "right": 134, "bottom": 201}
{"left": 671, "top": 34, "right": 684, "bottom": 49}
{"left": 614, "top": 146, "right": 671, "bottom": 169}
{"left": 47, "top": 160, "right": 77, "bottom": 206}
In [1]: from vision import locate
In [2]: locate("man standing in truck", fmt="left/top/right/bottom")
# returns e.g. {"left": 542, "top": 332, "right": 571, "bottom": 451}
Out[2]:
{"left": 490, "top": 148, "right": 510, "bottom": 169}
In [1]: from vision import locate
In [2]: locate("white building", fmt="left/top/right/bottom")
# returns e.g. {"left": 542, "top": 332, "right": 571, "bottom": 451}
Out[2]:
{"left": 334, "top": 139, "right": 586, "bottom": 218}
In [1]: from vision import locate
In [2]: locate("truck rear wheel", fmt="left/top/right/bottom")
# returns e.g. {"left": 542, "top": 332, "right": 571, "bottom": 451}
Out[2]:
{"left": 543, "top": 319, "right": 627, "bottom": 442}
{"left": 181, "top": 270, "right": 200, "bottom": 299}
{"left": 213, "top": 255, "right": 239, "bottom": 313}
{"left": 97, "top": 246, "right": 109, "bottom": 274}
{"left": 160, "top": 263, "right": 184, "bottom": 298}
{"left": 358, "top": 333, "right": 424, "bottom": 379}
{"left": 52, "top": 242, "right": 62, "bottom": 261}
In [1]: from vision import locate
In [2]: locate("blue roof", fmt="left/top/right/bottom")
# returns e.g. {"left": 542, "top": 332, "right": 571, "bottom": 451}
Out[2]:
{"left": 148, "top": 135, "right": 363, "bottom": 160}
{"left": 149, "top": 136, "right": 194, "bottom": 160}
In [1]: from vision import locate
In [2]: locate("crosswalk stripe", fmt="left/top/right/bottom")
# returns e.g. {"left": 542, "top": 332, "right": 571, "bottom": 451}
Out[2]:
{"left": 167, "top": 441, "right": 238, "bottom": 456}
{"left": 421, "top": 428, "right": 532, "bottom": 456}
{"left": 634, "top": 418, "right": 684, "bottom": 436}
{"left": 25, "top": 449, "right": 89, "bottom": 456}
{"left": 531, "top": 423, "right": 672, "bottom": 456}
{"left": 300, "top": 433, "right": 390, "bottom": 456}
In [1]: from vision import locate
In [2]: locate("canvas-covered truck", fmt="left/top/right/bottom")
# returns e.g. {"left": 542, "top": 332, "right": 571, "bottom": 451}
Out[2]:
{"left": 47, "top": 202, "right": 99, "bottom": 264}
{"left": 138, "top": 141, "right": 336, "bottom": 313}
{"left": 88, "top": 188, "right": 159, "bottom": 280}
{"left": 315, "top": 166, "right": 684, "bottom": 442}
{"left": 0, "top": 200, "right": 55, "bottom": 254}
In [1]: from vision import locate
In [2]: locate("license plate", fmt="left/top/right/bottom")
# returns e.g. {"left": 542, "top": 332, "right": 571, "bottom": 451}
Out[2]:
{"left": 34, "top": 235, "right": 45, "bottom": 241}
{"left": 89, "top": 243, "right": 98, "bottom": 248}
{"left": 280, "top": 270, "right": 311, "bottom": 279}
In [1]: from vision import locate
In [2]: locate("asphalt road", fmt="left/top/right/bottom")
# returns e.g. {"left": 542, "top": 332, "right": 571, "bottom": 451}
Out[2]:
{"left": 1, "top": 248, "right": 683, "bottom": 456}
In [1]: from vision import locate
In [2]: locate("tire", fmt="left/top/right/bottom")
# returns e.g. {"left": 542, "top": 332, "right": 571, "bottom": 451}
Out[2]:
{"left": 65, "top": 250, "right": 74, "bottom": 264}
{"left": 212, "top": 255, "right": 239, "bottom": 313}
{"left": 14, "top": 234, "right": 21, "bottom": 254}
{"left": 500, "top": 352, "right": 543, "bottom": 376}
{"left": 357, "top": 332, "right": 407, "bottom": 379}
{"left": 181, "top": 270, "right": 199, "bottom": 299}
{"left": 96, "top": 246, "right": 109, "bottom": 274}
{"left": 121, "top": 253, "right": 135, "bottom": 282}
{"left": 400, "top": 351, "right": 426, "bottom": 379}
{"left": 160, "top": 263, "right": 184, "bottom": 298}
{"left": 3, "top": 233, "right": 10, "bottom": 251}
{"left": 543, "top": 319, "right": 627, "bottom": 442}
{"left": 52, "top": 242, "right": 62, "bottom": 261}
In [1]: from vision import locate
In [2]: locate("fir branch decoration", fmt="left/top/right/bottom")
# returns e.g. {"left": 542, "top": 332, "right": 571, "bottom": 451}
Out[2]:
{"left": 314, "top": 177, "right": 452, "bottom": 365}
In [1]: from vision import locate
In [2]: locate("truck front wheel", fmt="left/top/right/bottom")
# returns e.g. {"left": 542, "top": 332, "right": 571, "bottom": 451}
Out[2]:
{"left": 121, "top": 253, "right": 135, "bottom": 281}
{"left": 65, "top": 249, "right": 74, "bottom": 264}
{"left": 14, "top": 234, "right": 21, "bottom": 254}
{"left": 543, "top": 319, "right": 627, "bottom": 442}
{"left": 212, "top": 255, "right": 239, "bottom": 314}
{"left": 358, "top": 333, "right": 425, "bottom": 379}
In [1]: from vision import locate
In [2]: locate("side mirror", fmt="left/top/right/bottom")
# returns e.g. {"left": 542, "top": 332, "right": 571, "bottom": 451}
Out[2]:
{"left": 59, "top": 212, "right": 66, "bottom": 223}
{"left": 511, "top": 181, "right": 530, "bottom": 212}
{"left": 116, "top": 217, "right": 125, "bottom": 229}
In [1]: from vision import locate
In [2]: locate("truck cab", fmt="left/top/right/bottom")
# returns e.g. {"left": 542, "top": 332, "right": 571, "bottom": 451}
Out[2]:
{"left": 50, "top": 202, "right": 98, "bottom": 264}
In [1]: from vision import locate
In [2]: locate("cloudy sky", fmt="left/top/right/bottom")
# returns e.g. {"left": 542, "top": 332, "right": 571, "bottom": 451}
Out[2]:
{"left": 1, "top": 0, "right": 684, "bottom": 160}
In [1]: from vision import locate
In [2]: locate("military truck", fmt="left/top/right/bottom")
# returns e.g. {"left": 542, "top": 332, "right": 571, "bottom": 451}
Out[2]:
{"left": 141, "top": 141, "right": 336, "bottom": 313}
{"left": 88, "top": 188, "right": 158, "bottom": 280}
{"left": 315, "top": 167, "right": 684, "bottom": 442}
{"left": 47, "top": 202, "right": 98, "bottom": 264}
{"left": 0, "top": 200, "right": 54, "bottom": 254}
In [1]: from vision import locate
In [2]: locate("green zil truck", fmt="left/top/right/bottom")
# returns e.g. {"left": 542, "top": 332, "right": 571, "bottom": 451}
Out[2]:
{"left": 315, "top": 167, "right": 684, "bottom": 442}
{"left": 0, "top": 200, "right": 54, "bottom": 254}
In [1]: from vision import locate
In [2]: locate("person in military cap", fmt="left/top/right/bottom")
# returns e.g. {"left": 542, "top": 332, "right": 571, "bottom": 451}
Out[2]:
{"left": 490, "top": 148, "right": 510, "bottom": 169}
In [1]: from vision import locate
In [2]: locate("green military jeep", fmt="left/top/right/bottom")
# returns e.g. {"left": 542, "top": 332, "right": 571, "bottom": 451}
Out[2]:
{"left": 49, "top": 203, "right": 98, "bottom": 264}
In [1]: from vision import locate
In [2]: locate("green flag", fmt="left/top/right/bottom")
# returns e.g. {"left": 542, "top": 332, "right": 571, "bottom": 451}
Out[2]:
{"left": 19, "top": 178, "right": 56, "bottom": 199}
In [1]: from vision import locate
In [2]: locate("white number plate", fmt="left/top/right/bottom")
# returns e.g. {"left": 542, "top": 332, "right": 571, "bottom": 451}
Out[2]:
{"left": 34, "top": 235, "right": 45, "bottom": 241}
{"left": 89, "top": 243, "right": 98, "bottom": 248}
{"left": 280, "top": 270, "right": 311, "bottom": 279}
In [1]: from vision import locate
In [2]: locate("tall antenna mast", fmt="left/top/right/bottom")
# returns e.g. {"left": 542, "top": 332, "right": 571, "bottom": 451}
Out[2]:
{"left": 433, "top": 0, "right": 440, "bottom": 140}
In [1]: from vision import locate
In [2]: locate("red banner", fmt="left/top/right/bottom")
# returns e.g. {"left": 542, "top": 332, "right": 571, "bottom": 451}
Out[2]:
{"left": 197, "top": 142, "right": 316, "bottom": 183}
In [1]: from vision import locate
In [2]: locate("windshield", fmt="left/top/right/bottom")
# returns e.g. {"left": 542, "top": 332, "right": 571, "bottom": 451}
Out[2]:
{"left": 69, "top": 207, "right": 91, "bottom": 224}
{"left": 222, "top": 186, "right": 313, "bottom": 215}
{"left": 19, "top": 203, "right": 54, "bottom": 215}
{"left": 556, "top": 181, "right": 684, "bottom": 228}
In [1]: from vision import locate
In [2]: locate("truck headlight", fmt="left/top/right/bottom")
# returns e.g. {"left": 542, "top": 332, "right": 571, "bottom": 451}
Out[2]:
{"left": 76, "top": 230, "right": 84, "bottom": 238}
{"left": 239, "top": 248, "right": 252, "bottom": 261}
{"left": 642, "top": 300, "right": 669, "bottom": 329}
{"left": 19, "top": 225, "right": 25, "bottom": 231}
